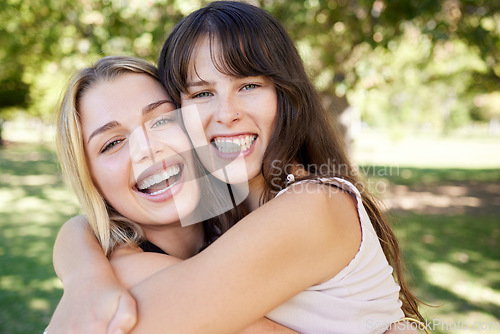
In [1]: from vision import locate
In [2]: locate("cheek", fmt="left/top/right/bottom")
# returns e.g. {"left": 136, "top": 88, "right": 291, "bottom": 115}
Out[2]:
{"left": 150, "top": 126, "right": 193, "bottom": 153}
{"left": 171, "top": 127, "right": 193, "bottom": 152}
{"left": 90, "top": 155, "right": 129, "bottom": 194}
{"left": 182, "top": 154, "right": 199, "bottom": 185}
{"left": 267, "top": 106, "right": 278, "bottom": 132}
{"left": 182, "top": 107, "right": 211, "bottom": 147}
{"left": 270, "top": 94, "right": 279, "bottom": 130}
{"left": 258, "top": 96, "right": 278, "bottom": 137}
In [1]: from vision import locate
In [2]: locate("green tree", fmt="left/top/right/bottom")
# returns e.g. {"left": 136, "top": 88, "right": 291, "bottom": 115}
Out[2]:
{"left": 0, "top": 0, "right": 197, "bottom": 144}
{"left": 260, "top": 0, "right": 499, "bottom": 133}
{"left": 1, "top": 0, "right": 499, "bottom": 144}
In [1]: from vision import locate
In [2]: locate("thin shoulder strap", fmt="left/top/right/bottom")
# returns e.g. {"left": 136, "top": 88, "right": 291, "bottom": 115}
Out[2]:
{"left": 275, "top": 175, "right": 361, "bottom": 198}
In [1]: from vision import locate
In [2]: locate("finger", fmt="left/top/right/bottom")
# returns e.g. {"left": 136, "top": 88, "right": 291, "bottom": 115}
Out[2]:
{"left": 107, "top": 295, "right": 137, "bottom": 334}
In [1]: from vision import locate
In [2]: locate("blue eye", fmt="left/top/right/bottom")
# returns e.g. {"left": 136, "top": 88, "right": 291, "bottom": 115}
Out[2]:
{"left": 151, "top": 117, "right": 172, "bottom": 128}
{"left": 101, "top": 139, "right": 123, "bottom": 153}
{"left": 242, "top": 84, "right": 258, "bottom": 90}
{"left": 193, "top": 91, "right": 213, "bottom": 99}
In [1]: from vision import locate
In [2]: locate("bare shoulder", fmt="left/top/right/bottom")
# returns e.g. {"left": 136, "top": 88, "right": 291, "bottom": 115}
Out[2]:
{"left": 269, "top": 181, "right": 360, "bottom": 233}
{"left": 56, "top": 215, "right": 92, "bottom": 237}
{"left": 263, "top": 181, "right": 362, "bottom": 282}
{"left": 110, "top": 244, "right": 181, "bottom": 289}
{"left": 211, "top": 180, "right": 362, "bottom": 285}
{"left": 64, "top": 214, "right": 89, "bottom": 225}
{"left": 280, "top": 181, "right": 357, "bottom": 207}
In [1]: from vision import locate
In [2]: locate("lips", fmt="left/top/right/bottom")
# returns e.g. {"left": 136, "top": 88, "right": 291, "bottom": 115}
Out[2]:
{"left": 135, "top": 162, "right": 184, "bottom": 197}
{"left": 211, "top": 134, "right": 257, "bottom": 154}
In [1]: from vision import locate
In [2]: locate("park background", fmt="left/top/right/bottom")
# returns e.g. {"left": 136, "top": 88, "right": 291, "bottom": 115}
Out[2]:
{"left": 0, "top": 0, "right": 499, "bottom": 333}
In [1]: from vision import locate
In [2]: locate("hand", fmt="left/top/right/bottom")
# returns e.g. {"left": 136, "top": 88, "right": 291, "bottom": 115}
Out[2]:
{"left": 47, "top": 279, "right": 137, "bottom": 334}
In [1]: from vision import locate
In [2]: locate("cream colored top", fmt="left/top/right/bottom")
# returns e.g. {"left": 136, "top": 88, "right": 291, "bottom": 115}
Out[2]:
{"left": 266, "top": 176, "right": 404, "bottom": 334}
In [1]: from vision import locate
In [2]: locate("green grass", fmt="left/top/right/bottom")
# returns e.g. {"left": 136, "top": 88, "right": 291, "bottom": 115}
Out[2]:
{"left": 360, "top": 165, "right": 500, "bottom": 186}
{"left": 353, "top": 128, "right": 500, "bottom": 169}
{"left": 358, "top": 159, "right": 500, "bottom": 333}
{"left": 1, "top": 136, "right": 499, "bottom": 333}
{"left": 0, "top": 142, "right": 79, "bottom": 333}
{"left": 393, "top": 213, "right": 500, "bottom": 333}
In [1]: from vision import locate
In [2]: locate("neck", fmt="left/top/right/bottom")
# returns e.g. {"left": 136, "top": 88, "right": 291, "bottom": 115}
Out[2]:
{"left": 143, "top": 222, "right": 204, "bottom": 260}
{"left": 244, "top": 174, "right": 266, "bottom": 212}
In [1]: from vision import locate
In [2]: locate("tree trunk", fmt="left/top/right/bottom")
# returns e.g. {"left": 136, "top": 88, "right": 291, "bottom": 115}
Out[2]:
{"left": 0, "top": 119, "right": 4, "bottom": 146}
{"left": 490, "top": 117, "right": 499, "bottom": 136}
{"left": 321, "top": 93, "right": 360, "bottom": 156}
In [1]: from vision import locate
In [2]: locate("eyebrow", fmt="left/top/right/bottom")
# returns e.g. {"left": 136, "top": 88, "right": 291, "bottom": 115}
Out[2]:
{"left": 142, "top": 99, "right": 175, "bottom": 116}
{"left": 87, "top": 100, "right": 174, "bottom": 144}
{"left": 87, "top": 121, "right": 120, "bottom": 144}
{"left": 185, "top": 79, "right": 213, "bottom": 88}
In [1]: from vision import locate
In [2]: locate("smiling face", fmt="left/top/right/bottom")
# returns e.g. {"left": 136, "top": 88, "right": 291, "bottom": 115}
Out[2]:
{"left": 81, "top": 73, "right": 199, "bottom": 227}
{"left": 180, "top": 38, "right": 278, "bottom": 187}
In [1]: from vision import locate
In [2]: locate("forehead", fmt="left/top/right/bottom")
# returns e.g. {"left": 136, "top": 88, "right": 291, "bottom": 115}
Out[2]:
{"left": 188, "top": 36, "right": 243, "bottom": 78}
{"left": 188, "top": 38, "right": 218, "bottom": 76}
{"left": 82, "top": 73, "right": 165, "bottom": 111}
{"left": 186, "top": 33, "right": 269, "bottom": 82}
{"left": 79, "top": 73, "right": 170, "bottom": 131}
{"left": 86, "top": 72, "right": 164, "bottom": 100}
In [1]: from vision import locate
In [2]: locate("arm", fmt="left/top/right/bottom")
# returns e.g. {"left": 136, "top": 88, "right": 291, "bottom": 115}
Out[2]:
{"left": 48, "top": 216, "right": 297, "bottom": 334}
{"left": 111, "top": 245, "right": 298, "bottom": 333}
{"left": 48, "top": 215, "right": 136, "bottom": 334}
{"left": 125, "top": 185, "right": 360, "bottom": 333}
{"left": 109, "top": 244, "right": 182, "bottom": 289}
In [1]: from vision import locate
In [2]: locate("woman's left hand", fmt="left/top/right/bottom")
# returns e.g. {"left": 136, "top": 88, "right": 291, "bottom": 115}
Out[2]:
{"left": 47, "top": 279, "right": 137, "bottom": 334}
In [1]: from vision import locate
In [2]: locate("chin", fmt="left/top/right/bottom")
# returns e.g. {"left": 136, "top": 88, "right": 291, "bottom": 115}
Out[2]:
{"left": 210, "top": 169, "right": 250, "bottom": 185}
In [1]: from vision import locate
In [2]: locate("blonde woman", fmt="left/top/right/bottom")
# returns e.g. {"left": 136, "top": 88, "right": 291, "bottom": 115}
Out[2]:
{"left": 51, "top": 55, "right": 296, "bottom": 333}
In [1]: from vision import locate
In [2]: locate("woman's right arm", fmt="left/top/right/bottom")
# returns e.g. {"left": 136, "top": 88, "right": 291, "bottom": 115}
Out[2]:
{"left": 48, "top": 215, "right": 137, "bottom": 334}
{"left": 110, "top": 248, "right": 298, "bottom": 333}
{"left": 49, "top": 216, "right": 297, "bottom": 334}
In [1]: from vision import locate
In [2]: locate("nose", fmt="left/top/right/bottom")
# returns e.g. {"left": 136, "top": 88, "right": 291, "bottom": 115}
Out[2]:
{"left": 213, "top": 94, "right": 241, "bottom": 125}
{"left": 129, "top": 126, "right": 161, "bottom": 164}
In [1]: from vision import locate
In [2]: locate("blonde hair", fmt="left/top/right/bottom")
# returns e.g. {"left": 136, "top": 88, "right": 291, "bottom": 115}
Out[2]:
{"left": 56, "top": 56, "right": 160, "bottom": 256}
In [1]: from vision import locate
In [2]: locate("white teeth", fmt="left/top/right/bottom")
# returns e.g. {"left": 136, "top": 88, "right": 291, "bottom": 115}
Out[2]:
{"left": 213, "top": 135, "right": 256, "bottom": 153}
{"left": 137, "top": 165, "right": 181, "bottom": 190}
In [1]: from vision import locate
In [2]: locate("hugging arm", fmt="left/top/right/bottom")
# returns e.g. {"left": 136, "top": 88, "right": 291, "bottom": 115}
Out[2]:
{"left": 124, "top": 185, "right": 362, "bottom": 333}
{"left": 121, "top": 185, "right": 417, "bottom": 334}
{"left": 110, "top": 246, "right": 298, "bottom": 333}
{"left": 49, "top": 216, "right": 297, "bottom": 333}
{"left": 49, "top": 215, "right": 137, "bottom": 334}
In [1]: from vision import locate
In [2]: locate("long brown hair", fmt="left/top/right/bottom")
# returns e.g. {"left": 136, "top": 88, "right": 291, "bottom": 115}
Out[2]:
{"left": 159, "top": 1, "right": 422, "bottom": 320}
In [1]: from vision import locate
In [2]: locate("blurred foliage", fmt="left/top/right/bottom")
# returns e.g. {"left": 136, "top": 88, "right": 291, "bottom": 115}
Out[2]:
{"left": 0, "top": 0, "right": 199, "bottom": 123}
{"left": 0, "top": 0, "right": 499, "bottom": 136}
{"left": 261, "top": 0, "right": 499, "bottom": 130}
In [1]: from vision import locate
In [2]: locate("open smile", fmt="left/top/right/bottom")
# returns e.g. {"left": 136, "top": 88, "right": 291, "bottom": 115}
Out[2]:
{"left": 137, "top": 164, "right": 183, "bottom": 195}
{"left": 134, "top": 162, "right": 184, "bottom": 201}
{"left": 210, "top": 134, "right": 257, "bottom": 157}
